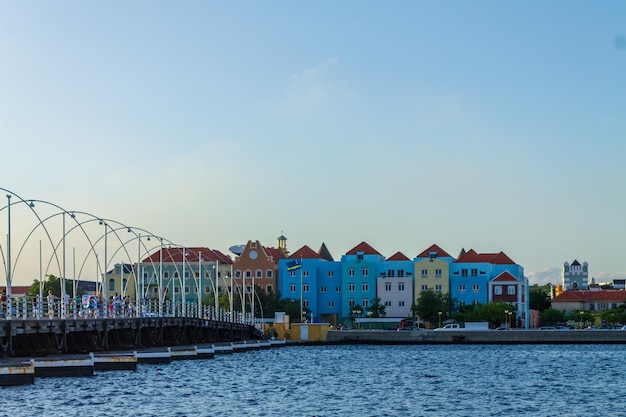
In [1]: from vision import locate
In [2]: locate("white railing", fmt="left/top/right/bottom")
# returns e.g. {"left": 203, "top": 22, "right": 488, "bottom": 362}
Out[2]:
{"left": 0, "top": 295, "right": 253, "bottom": 325}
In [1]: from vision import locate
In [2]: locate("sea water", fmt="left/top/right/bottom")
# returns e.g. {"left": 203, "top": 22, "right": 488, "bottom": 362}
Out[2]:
{"left": 3, "top": 344, "right": 625, "bottom": 417}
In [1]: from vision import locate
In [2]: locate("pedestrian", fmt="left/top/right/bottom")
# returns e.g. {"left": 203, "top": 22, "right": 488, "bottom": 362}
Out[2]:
{"left": 47, "top": 290, "right": 55, "bottom": 318}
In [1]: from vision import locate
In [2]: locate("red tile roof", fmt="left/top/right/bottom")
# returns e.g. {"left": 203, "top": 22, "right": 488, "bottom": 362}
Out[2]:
{"left": 416, "top": 244, "right": 452, "bottom": 258}
{"left": 0, "top": 286, "right": 31, "bottom": 295}
{"left": 553, "top": 290, "right": 626, "bottom": 302}
{"left": 263, "top": 246, "right": 287, "bottom": 262}
{"left": 387, "top": 251, "right": 410, "bottom": 261}
{"left": 142, "top": 247, "right": 233, "bottom": 264}
{"left": 492, "top": 271, "right": 519, "bottom": 282}
{"left": 346, "top": 241, "right": 381, "bottom": 256}
{"left": 289, "top": 245, "right": 323, "bottom": 260}
{"left": 456, "top": 249, "right": 516, "bottom": 264}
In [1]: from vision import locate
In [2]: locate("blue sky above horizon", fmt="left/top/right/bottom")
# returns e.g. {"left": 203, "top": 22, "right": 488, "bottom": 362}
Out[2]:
{"left": 1, "top": 1, "right": 625, "bottom": 286}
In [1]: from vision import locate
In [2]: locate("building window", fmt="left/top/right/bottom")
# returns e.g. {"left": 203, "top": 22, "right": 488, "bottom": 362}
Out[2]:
{"left": 471, "top": 268, "right": 478, "bottom": 277}
{"left": 435, "top": 269, "right": 442, "bottom": 278}
{"left": 362, "top": 283, "right": 369, "bottom": 292}
{"left": 460, "top": 300, "right": 466, "bottom": 306}
{"left": 302, "top": 284, "right": 309, "bottom": 292}
{"left": 320, "top": 286, "right": 327, "bottom": 293}
{"left": 473, "top": 284, "right": 479, "bottom": 293}
{"left": 385, "top": 282, "right": 391, "bottom": 291}
{"left": 348, "top": 268, "right": 355, "bottom": 276}
{"left": 235, "top": 270, "right": 241, "bottom": 278}
{"left": 195, "top": 272, "right": 200, "bottom": 279}
{"left": 398, "top": 301, "right": 405, "bottom": 307}
{"left": 245, "top": 270, "right": 251, "bottom": 278}
{"left": 289, "top": 284, "right": 296, "bottom": 292}
{"left": 143, "top": 271, "right": 149, "bottom": 279}
{"left": 349, "top": 299, "right": 355, "bottom": 307}
{"left": 460, "top": 284, "right": 466, "bottom": 293}
{"left": 266, "top": 269, "right": 273, "bottom": 278}
{"left": 108, "top": 279, "right": 115, "bottom": 292}
{"left": 303, "top": 270, "right": 309, "bottom": 277}
{"left": 508, "top": 286, "right": 515, "bottom": 295}
{"left": 204, "top": 286, "right": 210, "bottom": 294}
{"left": 362, "top": 268, "right": 369, "bottom": 276}
{"left": 495, "top": 286, "right": 502, "bottom": 295}
{"left": 174, "top": 286, "right": 180, "bottom": 294}
{"left": 173, "top": 271, "right": 179, "bottom": 278}
{"left": 387, "top": 269, "right": 395, "bottom": 278}
{"left": 328, "top": 301, "right": 334, "bottom": 308}
{"left": 205, "top": 271, "right": 210, "bottom": 278}
{"left": 398, "top": 283, "right": 405, "bottom": 291}
{"left": 183, "top": 271, "right": 189, "bottom": 279}
{"left": 398, "top": 270, "right": 405, "bottom": 278}
{"left": 290, "top": 270, "right": 296, "bottom": 277}
{"left": 328, "top": 270, "right": 334, "bottom": 277}
{"left": 303, "top": 299, "right": 309, "bottom": 308}
{"left": 185, "top": 286, "right": 190, "bottom": 294}
{"left": 256, "top": 269, "right": 262, "bottom": 278}
{"left": 163, "top": 271, "right": 169, "bottom": 279}
{"left": 435, "top": 284, "right": 442, "bottom": 293}
{"left": 266, "top": 285, "right": 273, "bottom": 293}
{"left": 384, "top": 301, "right": 391, "bottom": 307}
{"left": 336, "top": 286, "right": 342, "bottom": 292}
{"left": 421, "top": 285, "right": 428, "bottom": 291}
{"left": 461, "top": 269, "right": 468, "bottom": 277}
{"left": 362, "top": 299, "right": 369, "bottom": 307}
{"left": 421, "top": 269, "right": 428, "bottom": 278}
{"left": 349, "top": 283, "right": 355, "bottom": 292}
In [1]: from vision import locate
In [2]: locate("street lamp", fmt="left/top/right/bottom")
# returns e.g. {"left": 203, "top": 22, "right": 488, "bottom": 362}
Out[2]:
{"left": 580, "top": 311, "right": 584, "bottom": 329}
{"left": 438, "top": 311, "right": 442, "bottom": 328}
{"left": 504, "top": 310, "right": 509, "bottom": 329}
{"left": 367, "top": 311, "right": 373, "bottom": 330}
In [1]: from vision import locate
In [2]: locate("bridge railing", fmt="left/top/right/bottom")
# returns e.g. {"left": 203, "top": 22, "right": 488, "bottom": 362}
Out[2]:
{"left": 0, "top": 295, "right": 255, "bottom": 325}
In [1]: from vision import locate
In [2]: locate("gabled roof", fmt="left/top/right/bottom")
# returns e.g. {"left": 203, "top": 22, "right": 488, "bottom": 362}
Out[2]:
{"left": 553, "top": 290, "right": 626, "bottom": 303}
{"left": 142, "top": 247, "right": 233, "bottom": 264}
{"left": 346, "top": 241, "right": 381, "bottom": 256}
{"left": 491, "top": 271, "right": 519, "bottom": 282}
{"left": 571, "top": 259, "right": 581, "bottom": 266}
{"left": 387, "top": 251, "right": 410, "bottom": 261}
{"left": 416, "top": 244, "right": 452, "bottom": 258}
{"left": 264, "top": 246, "right": 287, "bottom": 262}
{"left": 456, "top": 249, "right": 516, "bottom": 265}
{"left": 318, "top": 243, "right": 334, "bottom": 262}
{"left": 290, "top": 245, "right": 323, "bottom": 260}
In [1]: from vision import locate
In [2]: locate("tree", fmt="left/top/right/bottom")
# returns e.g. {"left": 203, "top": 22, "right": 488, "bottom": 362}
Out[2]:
{"left": 453, "top": 301, "right": 516, "bottom": 327}
{"left": 413, "top": 289, "right": 452, "bottom": 325}
{"left": 27, "top": 275, "right": 73, "bottom": 298}
{"left": 529, "top": 287, "right": 552, "bottom": 312}
{"left": 540, "top": 308, "right": 566, "bottom": 326}
{"left": 367, "top": 297, "right": 386, "bottom": 318}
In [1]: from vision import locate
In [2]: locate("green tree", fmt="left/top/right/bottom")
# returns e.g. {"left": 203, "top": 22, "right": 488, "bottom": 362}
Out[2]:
{"left": 453, "top": 301, "right": 516, "bottom": 327}
{"left": 540, "top": 307, "right": 566, "bottom": 326}
{"left": 599, "top": 308, "right": 626, "bottom": 327}
{"left": 367, "top": 297, "right": 386, "bottom": 318}
{"left": 529, "top": 287, "right": 552, "bottom": 312}
{"left": 413, "top": 289, "right": 452, "bottom": 326}
{"left": 27, "top": 275, "right": 73, "bottom": 298}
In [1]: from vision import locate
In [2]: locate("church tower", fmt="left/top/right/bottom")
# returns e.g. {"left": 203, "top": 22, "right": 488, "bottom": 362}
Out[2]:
{"left": 278, "top": 233, "right": 289, "bottom": 257}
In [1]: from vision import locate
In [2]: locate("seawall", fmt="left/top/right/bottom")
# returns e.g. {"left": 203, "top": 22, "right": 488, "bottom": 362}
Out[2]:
{"left": 325, "top": 329, "right": 626, "bottom": 344}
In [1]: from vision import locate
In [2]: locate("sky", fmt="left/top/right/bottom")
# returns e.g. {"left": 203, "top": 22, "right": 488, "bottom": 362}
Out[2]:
{"left": 1, "top": 1, "right": 625, "bottom": 287}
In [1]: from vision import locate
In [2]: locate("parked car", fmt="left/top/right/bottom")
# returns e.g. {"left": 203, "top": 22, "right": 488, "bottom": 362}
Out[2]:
{"left": 554, "top": 325, "right": 571, "bottom": 330}
{"left": 539, "top": 326, "right": 557, "bottom": 330}
{"left": 493, "top": 327, "right": 511, "bottom": 331}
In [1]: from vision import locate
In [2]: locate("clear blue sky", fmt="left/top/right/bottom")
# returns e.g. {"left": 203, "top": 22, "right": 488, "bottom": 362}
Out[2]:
{"left": 1, "top": 1, "right": 625, "bottom": 286}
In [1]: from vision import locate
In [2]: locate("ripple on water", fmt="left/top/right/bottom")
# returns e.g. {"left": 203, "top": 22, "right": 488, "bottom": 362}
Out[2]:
{"left": 3, "top": 344, "right": 626, "bottom": 416}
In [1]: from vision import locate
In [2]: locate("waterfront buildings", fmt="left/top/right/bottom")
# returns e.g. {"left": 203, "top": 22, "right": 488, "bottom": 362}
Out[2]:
{"left": 278, "top": 241, "right": 529, "bottom": 328}
{"left": 106, "top": 235, "right": 529, "bottom": 328}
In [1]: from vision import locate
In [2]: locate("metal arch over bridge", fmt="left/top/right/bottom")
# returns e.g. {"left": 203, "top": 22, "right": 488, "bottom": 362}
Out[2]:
{"left": 0, "top": 187, "right": 264, "bottom": 356}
